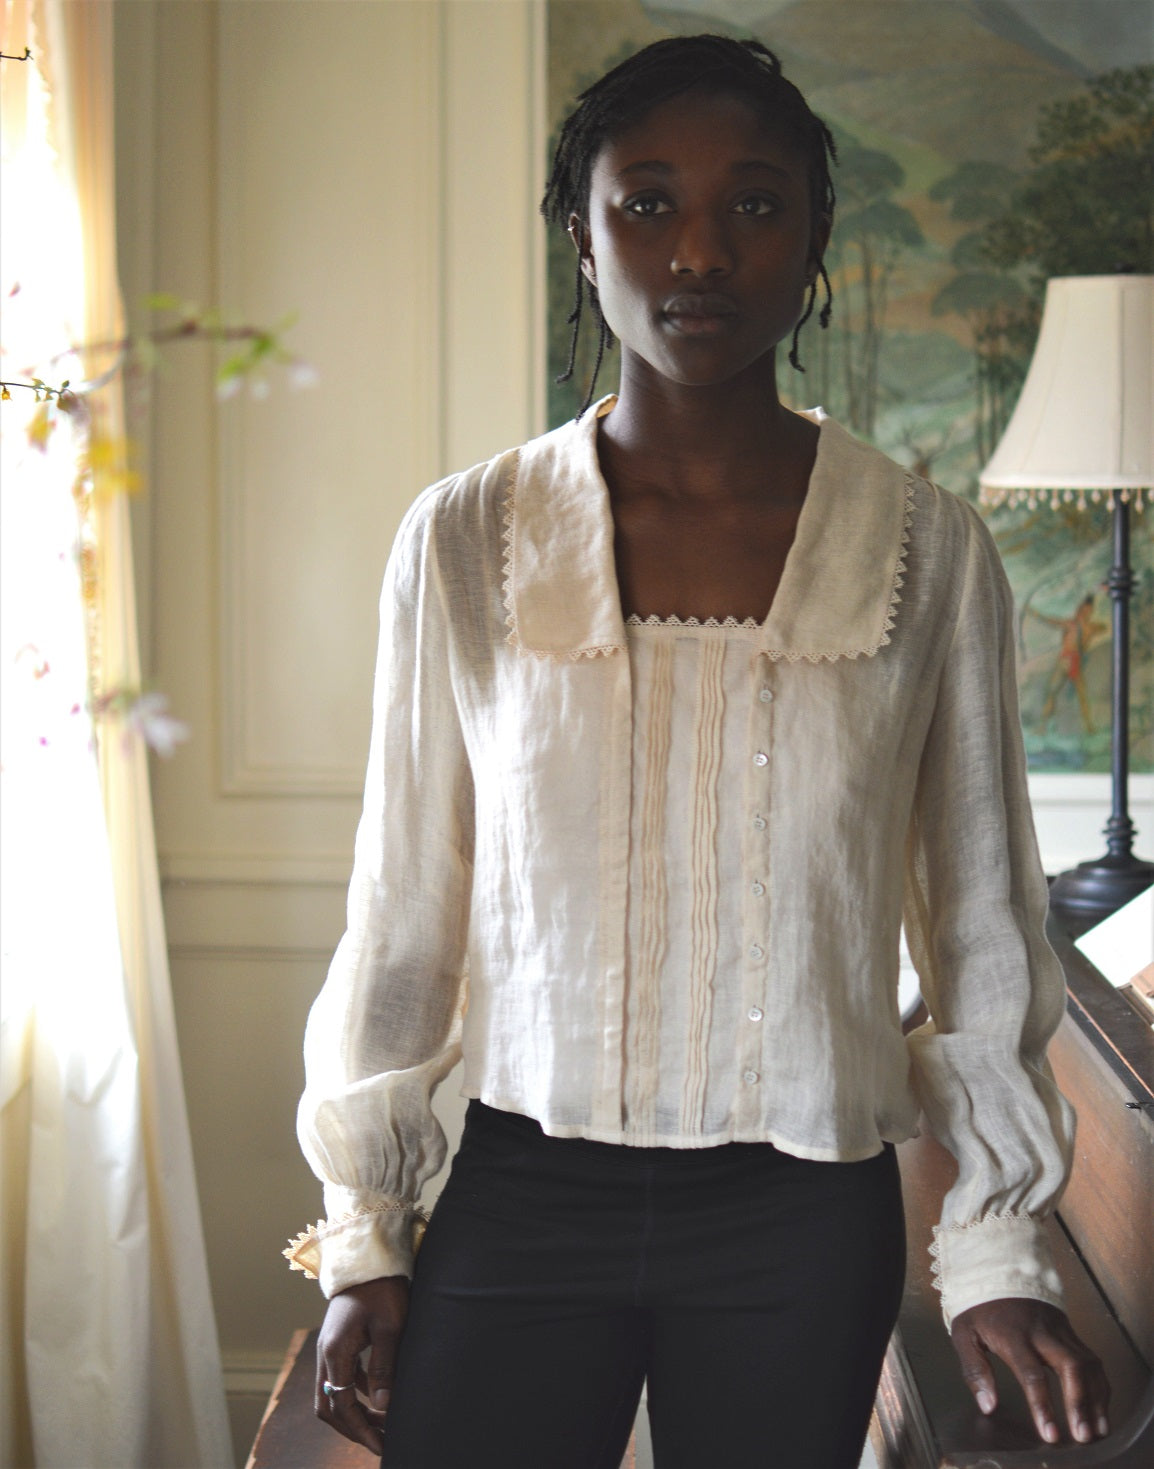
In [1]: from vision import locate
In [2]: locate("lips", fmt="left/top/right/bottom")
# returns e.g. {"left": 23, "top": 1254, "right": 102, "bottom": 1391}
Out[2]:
{"left": 662, "top": 292, "right": 739, "bottom": 334}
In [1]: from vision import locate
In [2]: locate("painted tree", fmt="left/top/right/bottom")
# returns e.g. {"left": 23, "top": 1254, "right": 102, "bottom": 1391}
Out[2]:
{"left": 930, "top": 162, "right": 1036, "bottom": 462}
{"left": 982, "top": 64, "right": 1154, "bottom": 281}
{"left": 824, "top": 143, "right": 924, "bottom": 437}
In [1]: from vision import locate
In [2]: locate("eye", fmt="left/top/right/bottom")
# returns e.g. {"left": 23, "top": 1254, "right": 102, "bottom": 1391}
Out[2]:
{"left": 623, "top": 193, "right": 673, "bottom": 217}
{"left": 732, "top": 194, "right": 778, "bottom": 217}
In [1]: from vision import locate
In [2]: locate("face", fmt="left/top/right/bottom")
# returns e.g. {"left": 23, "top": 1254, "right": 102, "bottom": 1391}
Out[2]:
{"left": 573, "top": 89, "right": 829, "bottom": 389}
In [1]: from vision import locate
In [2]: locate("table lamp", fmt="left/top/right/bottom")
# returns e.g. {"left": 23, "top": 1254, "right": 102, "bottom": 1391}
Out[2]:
{"left": 979, "top": 274, "right": 1153, "bottom": 933}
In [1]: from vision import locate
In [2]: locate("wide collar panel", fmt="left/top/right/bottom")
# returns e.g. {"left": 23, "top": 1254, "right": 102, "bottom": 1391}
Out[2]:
{"left": 504, "top": 398, "right": 915, "bottom": 664}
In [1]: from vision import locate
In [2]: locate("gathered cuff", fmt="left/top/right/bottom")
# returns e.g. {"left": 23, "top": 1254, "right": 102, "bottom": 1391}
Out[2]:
{"left": 283, "top": 1199, "right": 429, "bottom": 1298}
{"left": 931, "top": 1214, "right": 1066, "bottom": 1330}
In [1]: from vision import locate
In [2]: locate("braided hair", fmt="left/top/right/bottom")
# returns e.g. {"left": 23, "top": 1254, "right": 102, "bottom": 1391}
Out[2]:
{"left": 542, "top": 34, "right": 837, "bottom": 414}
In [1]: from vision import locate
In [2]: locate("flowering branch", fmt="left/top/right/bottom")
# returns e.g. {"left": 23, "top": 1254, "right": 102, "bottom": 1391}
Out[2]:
{"left": 1, "top": 294, "right": 316, "bottom": 409}
{"left": 93, "top": 686, "right": 191, "bottom": 758}
{"left": 3, "top": 294, "right": 316, "bottom": 756}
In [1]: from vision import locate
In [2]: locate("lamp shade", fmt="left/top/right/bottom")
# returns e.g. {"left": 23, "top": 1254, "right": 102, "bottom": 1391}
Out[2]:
{"left": 979, "top": 275, "right": 1153, "bottom": 503}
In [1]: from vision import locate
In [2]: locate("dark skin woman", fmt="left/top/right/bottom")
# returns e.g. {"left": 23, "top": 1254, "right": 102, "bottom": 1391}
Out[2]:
{"left": 309, "top": 42, "right": 1109, "bottom": 1465}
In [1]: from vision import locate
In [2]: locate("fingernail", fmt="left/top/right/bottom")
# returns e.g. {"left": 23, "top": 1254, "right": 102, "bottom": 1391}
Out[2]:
{"left": 1075, "top": 1419, "right": 1091, "bottom": 1443}
{"left": 1043, "top": 1421, "right": 1059, "bottom": 1444}
{"left": 977, "top": 1390, "right": 995, "bottom": 1415}
{"left": 372, "top": 1389, "right": 389, "bottom": 1411}
{"left": 1097, "top": 1416, "right": 1110, "bottom": 1438}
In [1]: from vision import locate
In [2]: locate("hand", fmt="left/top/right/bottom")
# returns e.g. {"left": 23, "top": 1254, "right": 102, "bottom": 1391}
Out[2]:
{"left": 314, "top": 1275, "right": 410, "bottom": 1454}
{"left": 951, "top": 1297, "right": 1110, "bottom": 1446}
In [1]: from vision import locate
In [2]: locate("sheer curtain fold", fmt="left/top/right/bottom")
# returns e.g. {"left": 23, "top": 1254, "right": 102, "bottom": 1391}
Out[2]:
{"left": 0, "top": 2, "right": 232, "bottom": 1464}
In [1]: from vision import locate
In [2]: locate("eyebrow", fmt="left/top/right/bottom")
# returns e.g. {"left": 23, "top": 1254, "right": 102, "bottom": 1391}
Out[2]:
{"left": 614, "top": 159, "right": 794, "bottom": 182}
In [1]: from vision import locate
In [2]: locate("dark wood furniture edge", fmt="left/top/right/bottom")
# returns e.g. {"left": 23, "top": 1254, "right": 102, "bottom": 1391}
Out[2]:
{"left": 245, "top": 1328, "right": 312, "bottom": 1469}
{"left": 872, "top": 1331, "right": 938, "bottom": 1469}
{"left": 1045, "top": 918, "right": 1154, "bottom": 1112}
{"left": 941, "top": 1378, "right": 1154, "bottom": 1469}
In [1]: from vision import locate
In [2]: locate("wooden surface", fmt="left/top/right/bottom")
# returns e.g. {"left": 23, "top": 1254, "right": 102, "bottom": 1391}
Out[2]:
{"left": 246, "top": 1328, "right": 637, "bottom": 1468}
{"left": 872, "top": 925, "right": 1154, "bottom": 1469}
{"left": 872, "top": 1130, "right": 1150, "bottom": 1468}
{"left": 1046, "top": 927, "right": 1154, "bottom": 1371}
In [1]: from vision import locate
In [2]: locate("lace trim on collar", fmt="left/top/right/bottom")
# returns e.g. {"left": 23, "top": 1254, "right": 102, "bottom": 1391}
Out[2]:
{"left": 502, "top": 432, "right": 918, "bottom": 664}
{"left": 625, "top": 613, "right": 761, "bottom": 631}
{"left": 760, "top": 470, "right": 917, "bottom": 664}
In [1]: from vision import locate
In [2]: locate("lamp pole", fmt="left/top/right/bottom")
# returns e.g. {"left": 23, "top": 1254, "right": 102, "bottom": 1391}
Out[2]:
{"left": 1048, "top": 489, "right": 1154, "bottom": 934}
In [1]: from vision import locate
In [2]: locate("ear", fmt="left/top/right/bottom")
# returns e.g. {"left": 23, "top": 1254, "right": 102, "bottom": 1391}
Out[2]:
{"left": 568, "top": 212, "right": 597, "bottom": 288}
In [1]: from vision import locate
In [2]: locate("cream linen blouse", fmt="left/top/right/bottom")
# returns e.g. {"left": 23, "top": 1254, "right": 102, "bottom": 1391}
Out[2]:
{"left": 294, "top": 401, "right": 1074, "bottom": 1329}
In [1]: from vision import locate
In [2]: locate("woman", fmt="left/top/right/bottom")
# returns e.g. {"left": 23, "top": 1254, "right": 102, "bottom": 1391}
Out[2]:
{"left": 288, "top": 36, "right": 1109, "bottom": 1468}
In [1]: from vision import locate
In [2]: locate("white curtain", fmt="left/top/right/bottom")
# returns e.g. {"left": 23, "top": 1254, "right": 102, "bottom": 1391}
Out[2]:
{"left": 0, "top": 2, "right": 232, "bottom": 1464}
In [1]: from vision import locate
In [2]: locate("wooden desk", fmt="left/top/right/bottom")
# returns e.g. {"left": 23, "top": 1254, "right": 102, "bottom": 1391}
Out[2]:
{"left": 871, "top": 921, "right": 1154, "bottom": 1469}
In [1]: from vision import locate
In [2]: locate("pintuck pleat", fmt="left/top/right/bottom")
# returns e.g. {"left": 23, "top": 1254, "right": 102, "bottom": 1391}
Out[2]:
{"left": 628, "top": 638, "right": 674, "bottom": 1135}
{"left": 681, "top": 637, "right": 726, "bottom": 1134}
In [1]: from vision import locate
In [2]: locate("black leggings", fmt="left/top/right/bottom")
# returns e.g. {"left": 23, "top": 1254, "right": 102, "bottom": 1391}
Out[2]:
{"left": 380, "top": 1101, "right": 905, "bottom": 1469}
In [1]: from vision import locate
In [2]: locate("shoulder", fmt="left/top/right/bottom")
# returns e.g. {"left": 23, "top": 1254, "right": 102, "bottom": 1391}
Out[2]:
{"left": 395, "top": 446, "right": 518, "bottom": 550}
{"left": 814, "top": 416, "right": 1011, "bottom": 634}
{"left": 810, "top": 412, "right": 1001, "bottom": 582}
{"left": 908, "top": 475, "right": 993, "bottom": 558}
{"left": 812, "top": 412, "right": 988, "bottom": 542}
{"left": 395, "top": 412, "right": 592, "bottom": 545}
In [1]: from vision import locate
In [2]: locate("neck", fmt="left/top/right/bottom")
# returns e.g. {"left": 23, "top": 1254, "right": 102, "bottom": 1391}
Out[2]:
{"left": 597, "top": 348, "right": 814, "bottom": 503}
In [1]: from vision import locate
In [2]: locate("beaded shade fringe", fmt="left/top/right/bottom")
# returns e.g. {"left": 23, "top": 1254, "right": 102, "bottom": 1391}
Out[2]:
{"left": 979, "top": 484, "right": 1151, "bottom": 512}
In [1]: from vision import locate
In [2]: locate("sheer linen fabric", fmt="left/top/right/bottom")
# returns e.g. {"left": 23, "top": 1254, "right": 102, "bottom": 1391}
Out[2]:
{"left": 296, "top": 402, "right": 1073, "bottom": 1329}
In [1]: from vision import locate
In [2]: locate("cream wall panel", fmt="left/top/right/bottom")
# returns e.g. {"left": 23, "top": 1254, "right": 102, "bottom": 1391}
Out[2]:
{"left": 171, "top": 941, "right": 465, "bottom": 1362}
{"left": 217, "top": 0, "right": 445, "bottom": 796}
{"left": 169, "top": 951, "right": 329, "bottom": 1358}
{"left": 441, "top": 0, "right": 546, "bottom": 469}
{"left": 140, "top": 0, "right": 543, "bottom": 868}
{"left": 164, "top": 879, "right": 346, "bottom": 959}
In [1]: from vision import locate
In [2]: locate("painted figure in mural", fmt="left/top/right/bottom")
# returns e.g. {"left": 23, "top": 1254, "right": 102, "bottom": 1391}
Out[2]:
{"left": 290, "top": 36, "right": 1109, "bottom": 1468}
{"left": 1031, "top": 593, "right": 1109, "bottom": 734}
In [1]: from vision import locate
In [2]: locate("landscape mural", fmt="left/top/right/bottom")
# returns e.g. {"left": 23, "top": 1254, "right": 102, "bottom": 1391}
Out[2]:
{"left": 545, "top": 0, "right": 1154, "bottom": 774}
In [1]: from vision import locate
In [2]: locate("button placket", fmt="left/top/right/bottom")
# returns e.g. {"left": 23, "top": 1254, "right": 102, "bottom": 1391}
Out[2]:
{"left": 739, "top": 661, "right": 774, "bottom": 1123}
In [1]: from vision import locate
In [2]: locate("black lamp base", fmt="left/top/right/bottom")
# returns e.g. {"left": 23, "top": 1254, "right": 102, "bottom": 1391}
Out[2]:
{"left": 1048, "top": 853, "right": 1154, "bottom": 938}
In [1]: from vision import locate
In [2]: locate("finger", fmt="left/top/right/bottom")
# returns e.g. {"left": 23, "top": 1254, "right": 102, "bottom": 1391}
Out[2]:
{"left": 320, "top": 1372, "right": 387, "bottom": 1454}
{"left": 317, "top": 1344, "right": 385, "bottom": 1455}
{"left": 327, "top": 1385, "right": 388, "bottom": 1455}
{"left": 1036, "top": 1328, "right": 1111, "bottom": 1443}
{"left": 951, "top": 1323, "right": 999, "bottom": 1417}
{"left": 997, "top": 1336, "right": 1062, "bottom": 1444}
{"left": 367, "top": 1321, "right": 401, "bottom": 1412}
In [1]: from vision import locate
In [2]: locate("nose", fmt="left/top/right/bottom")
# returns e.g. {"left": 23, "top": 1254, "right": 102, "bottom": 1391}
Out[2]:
{"left": 670, "top": 210, "right": 734, "bottom": 277}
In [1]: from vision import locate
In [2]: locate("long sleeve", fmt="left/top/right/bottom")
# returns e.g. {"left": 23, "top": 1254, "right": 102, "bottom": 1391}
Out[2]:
{"left": 294, "top": 487, "right": 475, "bottom": 1297}
{"left": 903, "top": 500, "right": 1075, "bottom": 1329}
